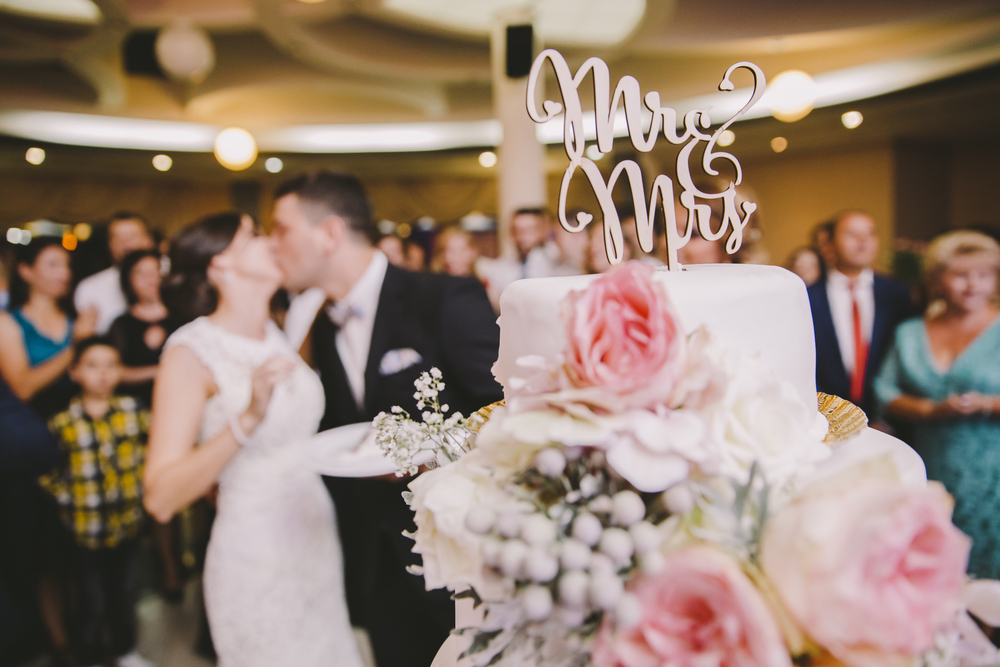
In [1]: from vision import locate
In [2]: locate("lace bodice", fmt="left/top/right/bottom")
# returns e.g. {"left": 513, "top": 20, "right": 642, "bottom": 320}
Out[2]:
{"left": 163, "top": 317, "right": 325, "bottom": 485}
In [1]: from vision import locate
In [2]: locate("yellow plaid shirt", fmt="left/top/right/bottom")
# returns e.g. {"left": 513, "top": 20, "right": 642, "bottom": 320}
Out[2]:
{"left": 39, "top": 395, "right": 149, "bottom": 549}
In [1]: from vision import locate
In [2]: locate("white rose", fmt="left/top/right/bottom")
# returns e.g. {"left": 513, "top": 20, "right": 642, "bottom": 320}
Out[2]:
{"left": 407, "top": 454, "right": 507, "bottom": 597}
{"left": 708, "top": 351, "right": 830, "bottom": 494}
{"left": 603, "top": 408, "right": 709, "bottom": 493}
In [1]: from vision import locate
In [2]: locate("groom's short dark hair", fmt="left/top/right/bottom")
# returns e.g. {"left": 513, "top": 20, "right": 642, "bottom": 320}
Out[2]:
{"left": 275, "top": 170, "right": 378, "bottom": 245}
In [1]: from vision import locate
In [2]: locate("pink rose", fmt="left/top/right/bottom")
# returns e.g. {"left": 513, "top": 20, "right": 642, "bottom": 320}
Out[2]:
{"left": 593, "top": 547, "right": 792, "bottom": 667}
{"left": 564, "top": 262, "right": 685, "bottom": 404}
{"left": 760, "top": 480, "right": 971, "bottom": 667}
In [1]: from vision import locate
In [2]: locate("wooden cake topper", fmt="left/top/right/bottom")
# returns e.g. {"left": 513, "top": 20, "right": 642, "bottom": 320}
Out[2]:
{"left": 526, "top": 50, "right": 766, "bottom": 271}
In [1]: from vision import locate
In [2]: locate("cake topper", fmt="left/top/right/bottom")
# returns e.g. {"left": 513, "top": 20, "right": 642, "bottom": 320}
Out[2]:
{"left": 526, "top": 49, "right": 766, "bottom": 271}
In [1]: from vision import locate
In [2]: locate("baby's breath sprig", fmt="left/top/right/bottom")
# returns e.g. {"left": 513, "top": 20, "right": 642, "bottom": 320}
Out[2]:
{"left": 374, "top": 368, "right": 474, "bottom": 476}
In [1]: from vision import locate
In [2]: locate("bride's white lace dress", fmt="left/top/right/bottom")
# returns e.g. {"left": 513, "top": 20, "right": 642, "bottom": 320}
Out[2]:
{"left": 164, "top": 317, "right": 365, "bottom": 667}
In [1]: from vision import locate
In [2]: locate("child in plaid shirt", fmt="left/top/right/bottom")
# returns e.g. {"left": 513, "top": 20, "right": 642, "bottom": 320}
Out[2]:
{"left": 39, "top": 337, "right": 153, "bottom": 667}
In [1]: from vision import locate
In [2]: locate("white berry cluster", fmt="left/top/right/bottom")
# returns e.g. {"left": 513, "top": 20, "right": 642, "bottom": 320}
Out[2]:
{"left": 373, "top": 368, "right": 471, "bottom": 476}
{"left": 464, "top": 447, "right": 669, "bottom": 632}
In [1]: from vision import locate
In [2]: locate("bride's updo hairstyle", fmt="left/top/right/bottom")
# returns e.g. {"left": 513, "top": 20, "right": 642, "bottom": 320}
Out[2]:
{"left": 162, "top": 212, "right": 242, "bottom": 325}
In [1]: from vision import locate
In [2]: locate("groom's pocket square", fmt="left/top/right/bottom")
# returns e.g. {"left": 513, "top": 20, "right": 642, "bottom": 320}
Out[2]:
{"left": 379, "top": 348, "right": 423, "bottom": 376}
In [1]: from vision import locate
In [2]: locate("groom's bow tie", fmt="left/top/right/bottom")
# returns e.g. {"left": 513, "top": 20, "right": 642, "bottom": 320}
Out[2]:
{"left": 326, "top": 301, "right": 362, "bottom": 328}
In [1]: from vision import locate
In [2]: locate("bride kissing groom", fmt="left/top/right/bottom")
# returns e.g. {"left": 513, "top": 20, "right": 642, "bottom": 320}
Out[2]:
{"left": 145, "top": 169, "right": 503, "bottom": 667}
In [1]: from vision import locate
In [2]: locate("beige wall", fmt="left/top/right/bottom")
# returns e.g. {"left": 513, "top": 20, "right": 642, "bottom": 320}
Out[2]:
{"left": 741, "top": 144, "right": 896, "bottom": 271}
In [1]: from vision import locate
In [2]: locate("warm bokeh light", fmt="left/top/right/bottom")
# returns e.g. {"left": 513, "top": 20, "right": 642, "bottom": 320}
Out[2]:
{"left": 396, "top": 222, "right": 413, "bottom": 238}
{"left": 771, "top": 136, "right": 789, "bottom": 153}
{"left": 214, "top": 128, "right": 258, "bottom": 171}
{"left": 62, "top": 234, "right": 78, "bottom": 251}
{"left": 73, "top": 223, "right": 92, "bottom": 241}
{"left": 265, "top": 157, "right": 284, "bottom": 173}
{"left": 25, "top": 147, "right": 45, "bottom": 165}
{"left": 478, "top": 151, "right": 497, "bottom": 168}
{"left": 585, "top": 145, "right": 605, "bottom": 160}
{"left": 717, "top": 129, "right": 736, "bottom": 147}
{"left": 152, "top": 154, "right": 172, "bottom": 171}
{"left": 842, "top": 111, "right": 864, "bottom": 129}
{"left": 767, "top": 70, "right": 818, "bottom": 122}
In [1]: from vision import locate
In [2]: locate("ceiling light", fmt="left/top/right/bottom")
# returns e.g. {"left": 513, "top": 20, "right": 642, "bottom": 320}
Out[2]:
{"left": 765, "top": 70, "right": 818, "bottom": 122}
{"left": 0, "top": 0, "right": 100, "bottom": 24}
{"left": 771, "top": 137, "right": 789, "bottom": 153}
{"left": 156, "top": 22, "right": 215, "bottom": 84}
{"left": 842, "top": 111, "right": 864, "bottom": 129}
{"left": 214, "top": 128, "right": 257, "bottom": 171}
{"left": 73, "top": 223, "right": 92, "bottom": 241}
{"left": 479, "top": 151, "right": 497, "bottom": 168}
{"left": 264, "top": 157, "right": 284, "bottom": 173}
{"left": 25, "top": 147, "right": 45, "bottom": 165}
{"left": 585, "top": 145, "right": 604, "bottom": 160}
{"left": 717, "top": 130, "right": 736, "bottom": 147}
{"left": 152, "top": 154, "right": 172, "bottom": 171}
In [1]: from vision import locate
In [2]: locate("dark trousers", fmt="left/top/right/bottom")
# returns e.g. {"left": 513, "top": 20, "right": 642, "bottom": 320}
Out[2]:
{"left": 75, "top": 539, "right": 140, "bottom": 664}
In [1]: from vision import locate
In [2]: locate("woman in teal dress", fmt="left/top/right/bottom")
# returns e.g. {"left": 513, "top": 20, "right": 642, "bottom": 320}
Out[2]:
{"left": 875, "top": 230, "right": 1000, "bottom": 579}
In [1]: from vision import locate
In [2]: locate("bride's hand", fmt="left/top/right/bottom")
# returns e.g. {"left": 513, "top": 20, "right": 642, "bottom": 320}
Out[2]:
{"left": 243, "top": 356, "right": 297, "bottom": 431}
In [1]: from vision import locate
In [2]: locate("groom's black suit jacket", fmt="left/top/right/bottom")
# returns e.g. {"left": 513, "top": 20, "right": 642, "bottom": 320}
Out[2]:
{"left": 308, "top": 263, "right": 502, "bottom": 667}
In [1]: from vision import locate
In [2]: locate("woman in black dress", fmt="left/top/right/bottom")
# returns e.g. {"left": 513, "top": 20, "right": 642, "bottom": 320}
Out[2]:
{"left": 108, "top": 249, "right": 183, "bottom": 601}
{"left": 108, "top": 250, "right": 173, "bottom": 408}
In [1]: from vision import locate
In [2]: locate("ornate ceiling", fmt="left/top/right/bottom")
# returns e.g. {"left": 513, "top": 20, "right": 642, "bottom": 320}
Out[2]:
{"left": 0, "top": 0, "right": 998, "bottom": 135}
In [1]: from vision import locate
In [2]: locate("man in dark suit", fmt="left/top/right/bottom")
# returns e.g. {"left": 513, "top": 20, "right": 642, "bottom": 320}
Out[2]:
{"left": 0, "top": 374, "right": 61, "bottom": 662}
{"left": 269, "top": 170, "right": 503, "bottom": 667}
{"left": 807, "top": 210, "right": 914, "bottom": 416}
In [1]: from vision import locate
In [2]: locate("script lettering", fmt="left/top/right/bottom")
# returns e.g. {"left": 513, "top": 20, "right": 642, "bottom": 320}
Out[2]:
{"left": 526, "top": 50, "right": 765, "bottom": 270}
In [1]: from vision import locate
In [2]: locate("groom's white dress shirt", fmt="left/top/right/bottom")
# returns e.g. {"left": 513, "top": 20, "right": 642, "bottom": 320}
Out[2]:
{"left": 327, "top": 251, "right": 388, "bottom": 409}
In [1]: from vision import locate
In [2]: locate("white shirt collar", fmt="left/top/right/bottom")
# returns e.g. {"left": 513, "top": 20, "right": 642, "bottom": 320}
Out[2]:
{"left": 828, "top": 267, "right": 874, "bottom": 289}
{"left": 331, "top": 249, "right": 388, "bottom": 318}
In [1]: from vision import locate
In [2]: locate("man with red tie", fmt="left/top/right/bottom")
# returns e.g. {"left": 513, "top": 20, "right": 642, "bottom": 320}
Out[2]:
{"left": 807, "top": 210, "right": 915, "bottom": 416}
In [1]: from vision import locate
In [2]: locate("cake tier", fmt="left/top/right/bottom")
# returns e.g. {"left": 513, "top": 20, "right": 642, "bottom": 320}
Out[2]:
{"left": 495, "top": 263, "right": 817, "bottom": 406}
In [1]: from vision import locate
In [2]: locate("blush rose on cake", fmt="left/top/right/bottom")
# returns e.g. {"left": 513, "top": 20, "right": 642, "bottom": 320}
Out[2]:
{"left": 374, "top": 261, "right": 1000, "bottom": 667}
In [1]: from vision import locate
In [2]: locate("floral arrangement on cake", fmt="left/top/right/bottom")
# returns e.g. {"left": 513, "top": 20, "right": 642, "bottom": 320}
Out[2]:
{"left": 374, "top": 261, "right": 1000, "bottom": 667}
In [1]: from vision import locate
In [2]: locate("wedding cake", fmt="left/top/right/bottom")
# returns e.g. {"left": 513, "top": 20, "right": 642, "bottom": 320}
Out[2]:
{"left": 369, "top": 46, "right": 998, "bottom": 667}
{"left": 495, "top": 264, "right": 816, "bottom": 406}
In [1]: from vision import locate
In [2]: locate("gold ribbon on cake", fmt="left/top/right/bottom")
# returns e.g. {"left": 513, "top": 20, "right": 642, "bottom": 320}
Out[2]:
{"left": 471, "top": 394, "right": 868, "bottom": 444}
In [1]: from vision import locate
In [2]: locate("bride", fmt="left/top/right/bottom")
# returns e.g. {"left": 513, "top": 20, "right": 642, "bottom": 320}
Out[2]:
{"left": 143, "top": 212, "right": 366, "bottom": 667}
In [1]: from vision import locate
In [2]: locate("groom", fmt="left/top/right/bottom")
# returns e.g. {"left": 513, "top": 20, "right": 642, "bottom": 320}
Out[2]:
{"left": 269, "top": 170, "right": 503, "bottom": 667}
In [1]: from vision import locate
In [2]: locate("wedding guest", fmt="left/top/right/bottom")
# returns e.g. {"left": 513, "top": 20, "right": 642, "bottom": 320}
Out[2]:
{"left": 551, "top": 210, "right": 590, "bottom": 275}
{"left": 108, "top": 250, "right": 175, "bottom": 408}
{"left": 107, "top": 249, "right": 182, "bottom": 602}
{"left": 0, "top": 237, "right": 97, "bottom": 417}
{"left": 811, "top": 219, "right": 837, "bottom": 272}
{"left": 874, "top": 230, "right": 1000, "bottom": 578}
{"left": 807, "top": 210, "right": 914, "bottom": 415}
{"left": 38, "top": 337, "right": 152, "bottom": 667}
{"left": 0, "top": 374, "right": 60, "bottom": 664}
{"left": 479, "top": 208, "right": 557, "bottom": 310}
{"left": 404, "top": 239, "right": 427, "bottom": 271}
{"left": 0, "top": 237, "right": 96, "bottom": 666}
{"left": 587, "top": 218, "right": 633, "bottom": 274}
{"left": 431, "top": 227, "right": 478, "bottom": 277}
{"left": 75, "top": 213, "right": 155, "bottom": 335}
{"left": 271, "top": 170, "right": 503, "bottom": 667}
{"left": 376, "top": 234, "right": 406, "bottom": 267}
{"left": 785, "top": 246, "right": 824, "bottom": 286}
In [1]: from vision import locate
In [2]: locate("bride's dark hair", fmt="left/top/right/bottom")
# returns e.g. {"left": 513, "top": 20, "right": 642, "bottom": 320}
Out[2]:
{"left": 162, "top": 211, "right": 243, "bottom": 325}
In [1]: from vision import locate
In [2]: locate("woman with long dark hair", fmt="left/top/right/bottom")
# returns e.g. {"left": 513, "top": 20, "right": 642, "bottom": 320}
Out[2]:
{"left": 0, "top": 237, "right": 96, "bottom": 416}
{"left": 143, "top": 212, "right": 364, "bottom": 667}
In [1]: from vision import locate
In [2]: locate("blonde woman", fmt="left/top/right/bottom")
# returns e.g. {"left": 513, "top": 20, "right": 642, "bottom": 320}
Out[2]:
{"left": 874, "top": 229, "right": 1000, "bottom": 578}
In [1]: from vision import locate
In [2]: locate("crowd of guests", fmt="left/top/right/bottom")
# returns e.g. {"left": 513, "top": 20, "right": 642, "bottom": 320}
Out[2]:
{"left": 0, "top": 191, "right": 999, "bottom": 667}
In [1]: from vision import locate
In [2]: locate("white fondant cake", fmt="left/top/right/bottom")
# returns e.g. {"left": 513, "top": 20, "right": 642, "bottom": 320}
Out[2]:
{"left": 495, "top": 264, "right": 817, "bottom": 405}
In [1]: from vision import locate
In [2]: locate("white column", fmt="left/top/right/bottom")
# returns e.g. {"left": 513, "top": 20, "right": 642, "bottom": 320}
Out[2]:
{"left": 491, "top": 11, "right": 547, "bottom": 258}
